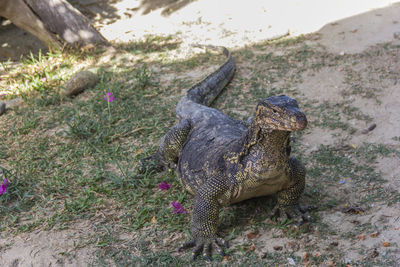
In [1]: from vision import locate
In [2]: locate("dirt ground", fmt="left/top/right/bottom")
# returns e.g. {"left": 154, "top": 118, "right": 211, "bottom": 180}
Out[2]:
{"left": 1, "top": 1, "right": 400, "bottom": 266}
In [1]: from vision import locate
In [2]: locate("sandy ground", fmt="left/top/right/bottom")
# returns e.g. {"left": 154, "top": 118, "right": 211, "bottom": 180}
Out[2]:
{"left": 1, "top": 0, "right": 400, "bottom": 266}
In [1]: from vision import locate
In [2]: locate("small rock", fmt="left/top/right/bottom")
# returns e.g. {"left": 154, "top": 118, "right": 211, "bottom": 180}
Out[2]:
{"left": 0, "top": 102, "right": 5, "bottom": 115}
{"left": 61, "top": 69, "right": 99, "bottom": 97}
{"left": 361, "top": 123, "right": 376, "bottom": 134}
{"left": 287, "top": 257, "right": 296, "bottom": 266}
{"left": 5, "top": 97, "right": 22, "bottom": 108}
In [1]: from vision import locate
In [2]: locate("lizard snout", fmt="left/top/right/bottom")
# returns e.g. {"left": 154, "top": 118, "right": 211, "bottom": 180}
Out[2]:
{"left": 295, "top": 114, "right": 307, "bottom": 130}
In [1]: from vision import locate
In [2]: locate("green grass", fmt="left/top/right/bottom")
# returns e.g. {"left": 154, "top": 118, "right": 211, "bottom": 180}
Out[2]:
{"left": 1, "top": 36, "right": 399, "bottom": 266}
{"left": 1, "top": 49, "right": 92, "bottom": 99}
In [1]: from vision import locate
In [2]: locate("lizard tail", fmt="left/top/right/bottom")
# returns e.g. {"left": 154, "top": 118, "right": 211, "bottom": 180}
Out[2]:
{"left": 186, "top": 45, "right": 236, "bottom": 107}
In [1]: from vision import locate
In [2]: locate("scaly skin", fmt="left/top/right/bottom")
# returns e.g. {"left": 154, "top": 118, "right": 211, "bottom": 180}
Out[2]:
{"left": 140, "top": 46, "right": 311, "bottom": 260}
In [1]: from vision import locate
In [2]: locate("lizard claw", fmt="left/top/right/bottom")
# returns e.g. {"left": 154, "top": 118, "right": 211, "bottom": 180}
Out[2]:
{"left": 178, "top": 237, "right": 228, "bottom": 260}
{"left": 270, "top": 204, "right": 313, "bottom": 225}
{"left": 139, "top": 155, "right": 165, "bottom": 173}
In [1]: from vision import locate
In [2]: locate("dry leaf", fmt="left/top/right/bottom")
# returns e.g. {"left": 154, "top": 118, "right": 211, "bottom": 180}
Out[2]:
{"left": 151, "top": 216, "right": 157, "bottom": 223}
{"left": 370, "top": 231, "right": 379, "bottom": 238}
{"left": 342, "top": 206, "right": 365, "bottom": 214}
{"left": 382, "top": 241, "right": 390, "bottom": 247}
{"left": 369, "top": 248, "right": 379, "bottom": 258}
{"left": 246, "top": 231, "right": 258, "bottom": 239}
{"left": 315, "top": 252, "right": 321, "bottom": 257}
{"left": 303, "top": 252, "right": 309, "bottom": 261}
{"left": 249, "top": 244, "right": 255, "bottom": 251}
{"left": 222, "top": 256, "right": 232, "bottom": 261}
{"left": 273, "top": 245, "right": 283, "bottom": 251}
{"left": 357, "top": 234, "right": 366, "bottom": 241}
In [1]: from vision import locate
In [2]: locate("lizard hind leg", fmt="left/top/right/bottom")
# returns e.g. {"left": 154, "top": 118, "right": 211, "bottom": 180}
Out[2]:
{"left": 139, "top": 119, "right": 191, "bottom": 173}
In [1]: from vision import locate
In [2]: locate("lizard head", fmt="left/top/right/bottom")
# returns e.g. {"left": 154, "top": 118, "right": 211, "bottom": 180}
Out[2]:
{"left": 254, "top": 95, "right": 307, "bottom": 131}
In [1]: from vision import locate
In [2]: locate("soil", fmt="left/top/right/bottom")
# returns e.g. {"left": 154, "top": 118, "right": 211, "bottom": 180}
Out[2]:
{"left": 1, "top": 0, "right": 400, "bottom": 266}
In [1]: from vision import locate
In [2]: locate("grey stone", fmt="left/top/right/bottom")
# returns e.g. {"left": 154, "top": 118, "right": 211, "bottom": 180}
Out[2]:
{"left": 61, "top": 69, "right": 99, "bottom": 97}
{"left": 0, "top": 102, "right": 5, "bottom": 115}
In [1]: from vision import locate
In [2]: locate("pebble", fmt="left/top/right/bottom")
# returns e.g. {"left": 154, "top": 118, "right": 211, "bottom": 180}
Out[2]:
{"left": 61, "top": 69, "right": 99, "bottom": 97}
{"left": 361, "top": 123, "right": 376, "bottom": 134}
{"left": 5, "top": 97, "right": 22, "bottom": 108}
{"left": 287, "top": 257, "right": 296, "bottom": 266}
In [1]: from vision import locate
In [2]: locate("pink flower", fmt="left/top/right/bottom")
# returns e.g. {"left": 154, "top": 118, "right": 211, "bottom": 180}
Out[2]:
{"left": 171, "top": 201, "right": 187, "bottom": 214}
{"left": 0, "top": 178, "right": 8, "bottom": 195}
{"left": 158, "top": 181, "right": 171, "bottom": 190}
{"left": 41, "top": 77, "right": 47, "bottom": 82}
{"left": 104, "top": 92, "right": 115, "bottom": 102}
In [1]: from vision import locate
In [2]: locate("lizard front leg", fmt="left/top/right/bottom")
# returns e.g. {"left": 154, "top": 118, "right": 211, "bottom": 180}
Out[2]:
{"left": 270, "top": 157, "right": 312, "bottom": 225}
{"left": 178, "top": 175, "right": 229, "bottom": 260}
{"left": 139, "top": 119, "right": 191, "bottom": 173}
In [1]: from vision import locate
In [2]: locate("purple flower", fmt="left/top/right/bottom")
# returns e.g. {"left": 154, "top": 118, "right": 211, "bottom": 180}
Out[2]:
{"left": 171, "top": 201, "right": 187, "bottom": 214}
{"left": 104, "top": 92, "right": 115, "bottom": 102}
{"left": 159, "top": 181, "right": 171, "bottom": 190}
{"left": 0, "top": 178, "right": 8, "bottom": 195}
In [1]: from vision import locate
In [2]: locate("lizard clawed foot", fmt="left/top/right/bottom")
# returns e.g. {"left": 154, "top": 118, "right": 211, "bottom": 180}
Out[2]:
{"left": 139, "top": 154, "right": 165, "bottom": 173}
{"left": 270, "top": 204, "right": 314, "bottom": 226}
{"left": 178, "top": 236, "right": 228, "bottom": 261}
